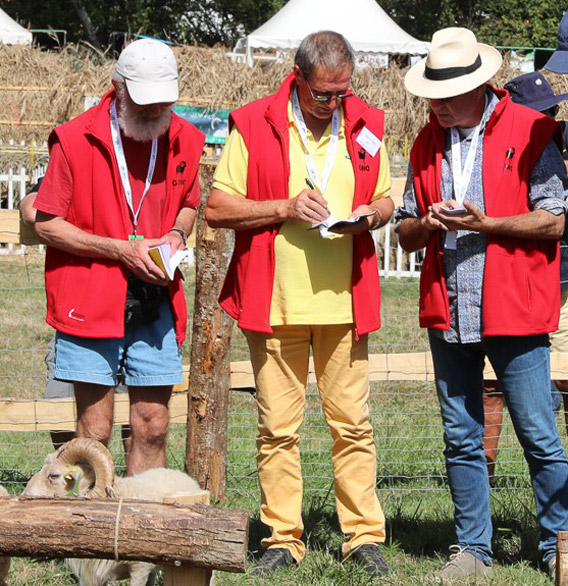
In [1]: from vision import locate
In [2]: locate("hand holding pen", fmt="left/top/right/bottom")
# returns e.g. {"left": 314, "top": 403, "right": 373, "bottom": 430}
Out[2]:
{"left": 305, "top": 178, "right": 332, "bottom": 216}
{"left": 284, "top": 178, "right": 329, "bottom": 224}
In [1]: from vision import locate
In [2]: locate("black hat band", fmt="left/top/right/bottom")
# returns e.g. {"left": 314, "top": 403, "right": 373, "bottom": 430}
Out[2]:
{"left": 425, "top": 54, "right": 482, "bottom": 81}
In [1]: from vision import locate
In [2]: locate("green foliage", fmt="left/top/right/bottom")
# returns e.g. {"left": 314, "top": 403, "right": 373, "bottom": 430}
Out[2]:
{"left": 184, "top": 0, "right": 286, "bottom": 47}
{"left": 476, "top": 2, "right": 565, "bottom": 48}
{"left": 380, "top": 0, "right": 564, "bottom": 49}
{"left": 3, "top": 0, "right": 189, "bottom": 46}
{"left": 2, "top": 0, "right": 565, "bottom": 51}
{"left": 1, "top": 0, "right": 286, "bottom": 48}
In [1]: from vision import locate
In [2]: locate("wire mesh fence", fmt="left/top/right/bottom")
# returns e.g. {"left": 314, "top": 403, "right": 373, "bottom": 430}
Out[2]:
{"left": 0, "top": 241, "right": 551, "bottom": 505}
{"left": 0, "top": 160, "right": 561, "bottom": 513}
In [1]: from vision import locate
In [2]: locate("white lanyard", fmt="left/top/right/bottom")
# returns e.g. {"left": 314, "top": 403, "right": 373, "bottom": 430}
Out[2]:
{"left": 110, "top": 100, "right": 157, "bottom": 236}
{"left": 445, "top": 102, "right": 485, "bottom": 250}
{"left": 291, "top": 87, "right": 340, "bottom": 195}
{"left": 450, "top": 124, "right": 482, "bottom": 206}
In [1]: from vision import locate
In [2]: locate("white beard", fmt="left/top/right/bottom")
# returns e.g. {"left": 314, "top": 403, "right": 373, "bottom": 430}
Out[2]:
{"left": 115, "top": 84, "right": 172, "bottom": 142}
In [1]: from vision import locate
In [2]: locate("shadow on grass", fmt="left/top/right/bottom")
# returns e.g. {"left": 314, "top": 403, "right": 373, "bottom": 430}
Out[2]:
{"left": 247, "top": 494, "right": 454, "bottom": 562}
{"left": 389, "top": 500, "right": 541, "bottom": 568}
{"left": 247, "top": 489, "right": 542, "bottom": 572}
{"left": 246, "top": 489, "right": 345, "bottom": 562}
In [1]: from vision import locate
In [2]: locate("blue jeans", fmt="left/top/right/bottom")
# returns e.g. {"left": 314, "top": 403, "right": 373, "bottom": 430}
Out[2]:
{"left": 429, "top": 332, "right": 568, "bottom": 564}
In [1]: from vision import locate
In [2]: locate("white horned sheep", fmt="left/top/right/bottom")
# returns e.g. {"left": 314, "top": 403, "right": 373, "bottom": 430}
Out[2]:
{"left": 23, "top": 437, "right": 202, "bottom": 586}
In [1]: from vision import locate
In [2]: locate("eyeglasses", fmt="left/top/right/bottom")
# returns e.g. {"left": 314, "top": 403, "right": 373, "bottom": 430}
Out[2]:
{"left": 305, "top": 79, "right": 352, "bottom": 103}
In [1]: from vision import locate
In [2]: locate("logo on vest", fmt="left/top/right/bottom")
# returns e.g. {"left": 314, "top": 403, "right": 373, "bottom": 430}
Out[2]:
{"left": 68, "top": 309, "right": 86, "bottom": 322}
{"left": 174, "top": 161, "right": 187, "bottom": 186}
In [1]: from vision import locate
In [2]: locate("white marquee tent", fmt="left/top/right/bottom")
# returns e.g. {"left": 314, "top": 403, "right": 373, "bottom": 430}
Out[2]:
{"left": 0, "top": 9, "right": 32, "bottom": 45}
{"left": 235, "top": 0, "right": 429, "bottom": 66}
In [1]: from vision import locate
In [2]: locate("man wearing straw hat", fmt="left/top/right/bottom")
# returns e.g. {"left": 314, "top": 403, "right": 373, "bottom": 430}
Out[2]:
{"left": 397, "top": 27, "right": 568, "bottom": 580}
{"left": 206, "top": 31, "right": 393, "bottom": 576}
{"left": 32, "top": 39, "right": 204, "bottom": 475}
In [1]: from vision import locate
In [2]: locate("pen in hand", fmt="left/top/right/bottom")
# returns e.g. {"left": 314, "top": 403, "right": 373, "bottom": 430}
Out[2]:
{"left": 305, "top": 178, "right": 331, "bottom": 216}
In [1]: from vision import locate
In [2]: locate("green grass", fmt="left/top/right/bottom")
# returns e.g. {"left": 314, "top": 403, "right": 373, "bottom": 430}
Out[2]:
{"left": 0, "top": 252, "right": 560, "bottom": 584}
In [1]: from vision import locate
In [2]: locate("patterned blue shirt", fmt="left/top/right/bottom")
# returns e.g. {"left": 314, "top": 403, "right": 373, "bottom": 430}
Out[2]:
{"left": 395, "top": 89, "right": 568, "bottom": 343}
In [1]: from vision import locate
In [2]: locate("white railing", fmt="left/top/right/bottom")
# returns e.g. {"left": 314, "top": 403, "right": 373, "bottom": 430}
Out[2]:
{"left": 0, "top": 167, "right": 33, "bottom": 255}
{"left": 0, "top": 167, "right": 27, "bottom": 211}
{"left": 375, "top": 221, "right": 422, "bottom": 279}
{"left": 0, "top": 164, "right": 46, "bottom": 211}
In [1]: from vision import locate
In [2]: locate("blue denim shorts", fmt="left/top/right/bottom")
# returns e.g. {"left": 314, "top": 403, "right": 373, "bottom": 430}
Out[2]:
{"left": 54, "top": 297, "right": 183, "bottom": 387}
{"left": 44, "top": 337, "right": 127, "bottom": 397}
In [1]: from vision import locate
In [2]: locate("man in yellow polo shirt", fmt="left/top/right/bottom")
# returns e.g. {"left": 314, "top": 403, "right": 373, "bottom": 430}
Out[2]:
{"left": 205, "top": 30, "right": 393, "bottom": 576}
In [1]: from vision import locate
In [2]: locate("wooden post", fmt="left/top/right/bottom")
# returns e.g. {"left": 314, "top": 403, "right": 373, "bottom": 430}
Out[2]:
{"left": 0, "top": 497, "right": 248, "bottom": 572}
{"left": 186, "top": 162, "right": 235, "bottom": 499}
{"left": 163, "top": 490, "right": 214, "bottom": 585}
{"left": 557, "top": 531, "right": 568, "bottom": 585}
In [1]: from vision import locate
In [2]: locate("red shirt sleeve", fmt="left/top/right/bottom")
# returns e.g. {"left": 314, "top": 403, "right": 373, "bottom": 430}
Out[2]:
{"left": 183, "top": 172, "right": 201, "bottom": 209}
{"left": 33, "top": 139, "right": 73, "bottom": 218}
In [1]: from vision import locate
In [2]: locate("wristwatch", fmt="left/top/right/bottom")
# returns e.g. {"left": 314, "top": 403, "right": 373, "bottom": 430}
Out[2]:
{"left": 369, "top": 211, "right": 383, "bottom": 231}
{"left": 168, "top": 228, "right": 187, "bottom": 246}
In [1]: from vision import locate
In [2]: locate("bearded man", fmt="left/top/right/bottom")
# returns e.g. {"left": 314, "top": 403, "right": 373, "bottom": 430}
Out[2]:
{"left": 33, "top": 39, "right": 204, "bottom": 475}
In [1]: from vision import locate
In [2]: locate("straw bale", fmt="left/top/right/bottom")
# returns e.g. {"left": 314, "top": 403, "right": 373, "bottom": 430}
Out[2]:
{"left": 0, "top": 43, "right": 562, "bottom": 172}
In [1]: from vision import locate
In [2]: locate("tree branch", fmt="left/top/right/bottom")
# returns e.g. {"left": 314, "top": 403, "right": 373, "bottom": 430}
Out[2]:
{"left": 69, "top": 0, "right": 103, "bottom": 50}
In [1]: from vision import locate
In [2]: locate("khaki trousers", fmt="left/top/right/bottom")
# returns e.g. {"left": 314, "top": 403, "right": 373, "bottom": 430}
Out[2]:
{"left": 244, "top": 324, "right": 385, "bottom": 562}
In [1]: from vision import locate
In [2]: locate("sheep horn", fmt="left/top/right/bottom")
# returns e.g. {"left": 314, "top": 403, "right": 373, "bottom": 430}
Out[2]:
{"left": 56, "top": 438, "right": 115, "bottom": 498}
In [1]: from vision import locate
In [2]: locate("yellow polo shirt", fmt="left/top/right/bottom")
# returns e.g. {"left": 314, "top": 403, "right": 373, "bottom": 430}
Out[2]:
{"left": 213, "top": 102, "right": 391, "bottom": 326}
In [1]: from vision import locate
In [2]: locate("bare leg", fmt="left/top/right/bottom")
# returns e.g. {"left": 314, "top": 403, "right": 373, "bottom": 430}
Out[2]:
{"left": 74, "top": 382, "right": 115, "bottom": 446}
{"left": 127, "top": 386, "right": 172, "bottom": 475}
{"left": 482, "top": 380, "right": 504, "bottom": 486}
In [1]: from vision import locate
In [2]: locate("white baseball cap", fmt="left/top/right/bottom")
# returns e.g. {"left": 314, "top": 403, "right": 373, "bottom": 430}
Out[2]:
{"left": 115, "top": 38, "right": 179, "bottom": 105}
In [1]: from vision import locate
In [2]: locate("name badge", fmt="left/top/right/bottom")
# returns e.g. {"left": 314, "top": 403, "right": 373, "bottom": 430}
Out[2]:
{"left": 356, "top": 127, "right": 381, "bottom": 157}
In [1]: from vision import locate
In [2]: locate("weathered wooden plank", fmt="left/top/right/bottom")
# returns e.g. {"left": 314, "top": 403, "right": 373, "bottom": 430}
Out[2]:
{"left": 163, "top": 491, "right": 214, "bottom": 586}
{"left": 4, "top": 352, "right": 568, "bottom": 432}
{"left": 557, "top": 531, "right": 568, "bottom": 585}
{"left": 390, "top": 176, "right": 405, "bottom": 207}
{"left": 0, "top": 210, "right": 37, "bottom": 245}
{"left": 0, "top": 497, "right": 248, "bottom": 573}
{"left": 0, "top": 209, "right": 193, "bottom": 247}
{"left": 0, "top": 393, "right": 188, "bottom": 432}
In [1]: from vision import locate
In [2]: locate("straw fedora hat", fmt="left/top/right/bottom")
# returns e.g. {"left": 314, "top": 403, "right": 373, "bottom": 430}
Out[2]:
{"left": 405, "top": 28, "right": 502, "bottom": 99}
